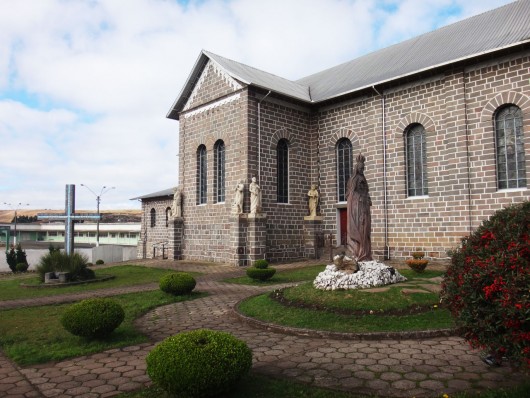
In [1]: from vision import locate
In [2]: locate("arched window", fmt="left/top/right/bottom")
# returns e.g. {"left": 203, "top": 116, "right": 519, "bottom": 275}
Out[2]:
{"left": 277, "top": 139, "right": 289, "bottom": 203}
{"left": 150, "top": 208, "right": 156, "bottom": 228}
{"left": 405, "top": 124, "right": 428, "bottom": 196}
{"left": 165, "top": 207, "right": 171, "bottom": 227}
{"left": 197, "top": 145, "right": 207, "bottom": 204}
{"left": 214, "top": 140, "right": 225, "bottom": 203}
{"left": 495, "top": 105, "right": 526, "bottom": 189}
{"left": 336, "top": 139, "right": 352, "bottom": 202}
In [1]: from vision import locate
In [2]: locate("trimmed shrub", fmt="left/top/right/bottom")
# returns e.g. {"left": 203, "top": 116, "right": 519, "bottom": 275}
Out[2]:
{"left": 61, "top": 298, "right": 124, "bottom": 338}
{"left": 246, "top": 267, "right": 276, "bottom": 281}
{"left": 15, "top": 262, "right": 29, "bottom": 272}
{"left": 160, "top": 272, "right": 196, "bottom": 295}
{"left": 36, "top": 251, "right": 92, "bottom": 282}
{"left": 95, "top": 259, "right": 105, "bottom": 265}
{"left": 253, "top": 259, "right": 269, "bottom": 269}
{"left": 442, "top": 201, "right": 530, "bottom": 368}
{"left": 146, "top": 329, "right": 252, "bottom": 397}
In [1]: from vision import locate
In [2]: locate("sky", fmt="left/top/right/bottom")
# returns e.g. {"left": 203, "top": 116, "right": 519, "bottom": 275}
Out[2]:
{"left": 0, "top": 0, "right": 513, "bottom": 211}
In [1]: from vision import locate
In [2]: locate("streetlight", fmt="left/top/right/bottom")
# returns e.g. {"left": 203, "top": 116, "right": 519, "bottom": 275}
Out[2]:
{"left": 3, "top": 202, "right": 30, "bottom": 246}
{"left": 80, "top": 185, "right": 115, "bottom": 247}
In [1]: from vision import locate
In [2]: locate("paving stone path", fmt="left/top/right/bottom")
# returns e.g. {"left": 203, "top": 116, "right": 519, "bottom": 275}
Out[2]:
{"left": 0, "top": 259, "right": 527, "bottom": 398}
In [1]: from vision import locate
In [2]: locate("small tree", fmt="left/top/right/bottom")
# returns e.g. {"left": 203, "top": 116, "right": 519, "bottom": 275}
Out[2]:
{"left": 6, "top": 245, "right": 17, "bottom": 273}
{"left": 15, "top": 244, "right": 28, "bottom": 266}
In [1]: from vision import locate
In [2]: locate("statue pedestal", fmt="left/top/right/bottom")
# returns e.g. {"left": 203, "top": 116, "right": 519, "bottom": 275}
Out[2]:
{"left": 171, "top": 217, "right": 184, "bottom": 260}
{"left": 247, "top": 213, "right": 267, "bottom": 264}
{"left": 229, "top": 213, "right": 267, "bottom": 266}
{"left": 303, "top": 216, "right": 323, "bottom": 259}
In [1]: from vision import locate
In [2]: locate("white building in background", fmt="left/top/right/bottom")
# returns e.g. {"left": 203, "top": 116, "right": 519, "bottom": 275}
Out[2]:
{"left": 0, "top": 223, "right": 141, "bottom": 247}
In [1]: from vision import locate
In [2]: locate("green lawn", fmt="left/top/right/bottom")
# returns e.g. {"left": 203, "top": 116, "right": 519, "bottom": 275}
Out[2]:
{"left": 0, "top": 265, "right": 198, "bottom": 301}
{"left": 224, "top": 264, "right": 326, "bottom": 285}
{"left": 0, "top": 290, "right": 206, "bottom": 365}
{"left": 238, "top": 293, "right": 453, "bottom": 333}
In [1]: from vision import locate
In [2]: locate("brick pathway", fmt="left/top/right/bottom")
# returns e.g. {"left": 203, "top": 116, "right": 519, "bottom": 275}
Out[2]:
{"left": 0, "top": 259, "right": 527, "bottom": 398}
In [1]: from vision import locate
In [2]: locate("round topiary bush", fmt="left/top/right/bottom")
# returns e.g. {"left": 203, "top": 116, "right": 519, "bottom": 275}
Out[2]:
{"left": 95, "top": 259, "right": 105, "bottom": 265}
{"left": 253, "top": 259, "right": 269, "bottom": 269}
{"left": 15, "top": 262, "right": 29, "bottom": 272}
{"left": 160, "top": 272, "right": 196, "bottom": 295}
{"left": 442, "top": 201, "right": 529, "bottom": 368}
{"left": 61, "top": 298, "right": 125, "bottom": 338}
{"left": 146, "top": 329, "right": 252, "bottom": 397}
{"left": 246, "top": 267, "right": 276, "bottom": 281}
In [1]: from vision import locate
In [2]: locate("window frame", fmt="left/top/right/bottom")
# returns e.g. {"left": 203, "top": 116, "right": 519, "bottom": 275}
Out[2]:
{"left": 405, "top": 124, "right": 428, "bottom": 197}
{"left": 150, "top": 208, "right": 156, "bottom": 228}
{"left": 336, "top": 138, "right": 352, "bottom": 202}
{"left": 495, "top": 105, "right": 526, "bottom": 190}
{"left": 277, "top": 138, "right": 289, "bottom": 203}
{"left": 214, "top": 140, "right": 226, "bottom": 203}
{"left": 197, "top": 145, "right": 207, "bottom": 205}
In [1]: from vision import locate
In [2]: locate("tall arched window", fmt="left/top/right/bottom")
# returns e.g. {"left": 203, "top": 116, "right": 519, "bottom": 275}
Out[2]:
{"left": 495, "top": 105, "right": 526, "bottom": 189}
{"left": 277, "top": 139, "right": 289, "bottom": 203}
{"left": 214, "top": 140, "right": 225, "bottom": 203}
{"left": 197, "top": 145, "right": 207, "bottom": 204}
{"left": 150, "top": 208, "right": 156, "bottom": 228}
{"left": 405, "top": 124, "right": 428, "bottom": 196}
{"left": 336, "top": 138, "right": 352, "bottom": 202}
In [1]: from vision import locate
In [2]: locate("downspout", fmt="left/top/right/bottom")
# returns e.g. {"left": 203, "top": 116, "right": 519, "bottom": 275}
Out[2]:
{"left": 257, "top": 91, "right": 271, "bottom": 182}
{"left": 463, "top": 70, "right": 473, "bottom": 234}
{"left": 372, "top": 86, "right": 390, "bottom": 260}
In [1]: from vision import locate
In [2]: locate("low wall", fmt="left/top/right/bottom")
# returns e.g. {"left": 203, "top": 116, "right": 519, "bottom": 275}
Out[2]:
{"left": 0, "top": 245, "right": 137, "bottom": 272}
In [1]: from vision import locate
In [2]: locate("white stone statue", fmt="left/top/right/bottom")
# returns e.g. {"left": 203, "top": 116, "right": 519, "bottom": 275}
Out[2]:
{"left": 249, "top": 177, "right": 262, "bottom": 215}
{"left": 307, "top": 184, "right": 319, "bottom": 217}
{"left": 232, "top": 180, "right": 245, "bottom": 214}
{"left": 172, "top": 187, "right": 182, "bottom": 218}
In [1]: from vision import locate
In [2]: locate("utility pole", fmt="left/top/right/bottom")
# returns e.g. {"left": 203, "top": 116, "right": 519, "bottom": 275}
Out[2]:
{"left": 80, "top": 185, "right": 115, "bottom": 247}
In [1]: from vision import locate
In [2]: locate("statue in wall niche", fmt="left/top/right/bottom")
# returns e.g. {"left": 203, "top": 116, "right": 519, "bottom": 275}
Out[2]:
{"left": 172, "top": 187, "right": 182, "bottom": 218}
{"left": 231, "top": 180, "right": 245, "bottom": 214}
{"left": 249, "top": 177, "right": 262, "bottom": 215}
{"left": 307, "top": 184, "right": 319, "bottom": 217}
{"left": 346, "top": 153, "right": 373, "bottom": 261}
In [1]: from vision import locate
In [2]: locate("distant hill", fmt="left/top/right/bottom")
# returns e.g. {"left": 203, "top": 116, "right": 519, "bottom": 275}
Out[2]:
{"left": 0, "top": 209, "right": 141, "bottom": 224}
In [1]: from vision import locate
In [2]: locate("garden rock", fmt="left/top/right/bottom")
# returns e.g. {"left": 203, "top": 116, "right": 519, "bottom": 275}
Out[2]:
{"left": 314, "top": 261, "right": 407, "bottom": 290}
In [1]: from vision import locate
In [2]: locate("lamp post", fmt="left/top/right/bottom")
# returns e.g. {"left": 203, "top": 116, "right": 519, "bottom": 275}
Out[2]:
{"left": 3, "top": 202, "right": 30, "bottom": 246}
{"left": 80, "top": 185, "right": 115, "bottom": 247}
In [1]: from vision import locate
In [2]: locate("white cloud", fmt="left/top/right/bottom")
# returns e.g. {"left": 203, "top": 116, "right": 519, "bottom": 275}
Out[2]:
{"left": 0, "top": 0, "right": 514, "bottom": 210}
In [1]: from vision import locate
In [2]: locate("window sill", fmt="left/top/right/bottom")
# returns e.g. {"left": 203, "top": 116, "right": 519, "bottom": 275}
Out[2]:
{"left": 497, "top": 187, "right": 527, "bottom": 192}
{"left": 406, "top": 195, "right": 429, "bottom": 200}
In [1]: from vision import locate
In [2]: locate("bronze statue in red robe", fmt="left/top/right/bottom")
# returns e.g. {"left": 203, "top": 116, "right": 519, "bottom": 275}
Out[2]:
{"left": 346, "top": 154, "right": 373, "bottom": 261}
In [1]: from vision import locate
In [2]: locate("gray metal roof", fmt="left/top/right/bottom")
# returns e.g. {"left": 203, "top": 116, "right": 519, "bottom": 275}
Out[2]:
{"left": 168, "top": 0, "right": 530, "bottom": 118}
{"left": 297, "top": 0, "right": 530, "bottom": 101}
{"left": 130, "top": 187, "right": 175, "bottom": 201}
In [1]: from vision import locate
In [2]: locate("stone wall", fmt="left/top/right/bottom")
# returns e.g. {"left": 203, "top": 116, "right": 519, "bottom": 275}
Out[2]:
{"left": 137, "top": 198, "right": 173, "bottom": 259}
{"left": 316, "top": 51, "right": 530, "bottom": 260}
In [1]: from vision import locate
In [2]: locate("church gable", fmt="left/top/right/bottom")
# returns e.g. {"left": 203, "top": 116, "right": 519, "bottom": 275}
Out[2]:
{"left": 184, "top": 59, "right": 244, "bottom": 111}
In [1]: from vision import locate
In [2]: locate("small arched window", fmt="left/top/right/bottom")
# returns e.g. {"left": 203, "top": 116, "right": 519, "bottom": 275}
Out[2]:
{"left": 495, "top": 105, "right": 526, "bottom": 189}
{"left": 405, "top": 124, "right": 428, "bottom": 196}
{"left": 214, "top": 140, "right": 225, "bottom": 203}
{"left": 197, "top": 145, "right": 207, "bottom": 204}
{"left": 277, "top": 139, "right": 289, "bottom": 203}
{"left": 165, "top": 207, "right": 171, "bottom": 227}
{"left": 336, "top": 139, "right": 352, "bottom": 202}
{"left": 150, "top": 208, "right": 156, "bottom": 228}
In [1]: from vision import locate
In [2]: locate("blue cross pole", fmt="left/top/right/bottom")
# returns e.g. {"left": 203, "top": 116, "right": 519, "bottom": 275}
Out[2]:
{"left": 38, "top": 184, "right": 101, "bottom": 256}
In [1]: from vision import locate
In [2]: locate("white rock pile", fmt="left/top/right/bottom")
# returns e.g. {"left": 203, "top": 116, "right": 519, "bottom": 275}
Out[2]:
{"left": 313, "top": 261, "right": 407, "bottom": 290}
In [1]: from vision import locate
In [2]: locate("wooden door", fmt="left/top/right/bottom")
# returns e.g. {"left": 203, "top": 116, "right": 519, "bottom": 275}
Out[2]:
{"left": 339, "top": 208, "right": 347, "bottom": 246}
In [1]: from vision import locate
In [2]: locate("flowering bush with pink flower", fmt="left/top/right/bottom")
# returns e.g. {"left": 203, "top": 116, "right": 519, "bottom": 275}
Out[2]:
{"left": 442, "top": 201, "right": 529, "bottom": 368}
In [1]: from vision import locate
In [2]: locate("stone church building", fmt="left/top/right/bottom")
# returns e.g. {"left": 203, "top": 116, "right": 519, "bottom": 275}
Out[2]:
{"left": 136, "top": 1, "right": 529, "bottom": 266}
